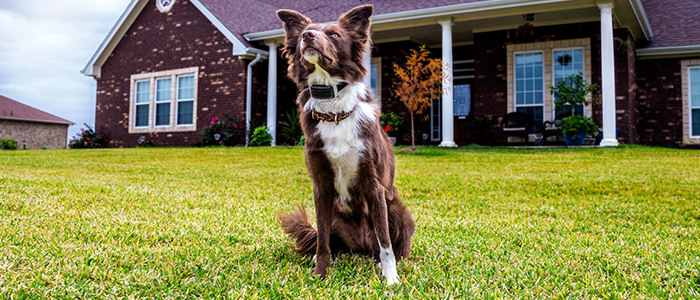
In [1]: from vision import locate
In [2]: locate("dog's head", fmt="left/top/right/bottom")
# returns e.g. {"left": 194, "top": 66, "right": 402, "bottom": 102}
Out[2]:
{"left": 277, "top": 5, "right": 373, "bottom": 89}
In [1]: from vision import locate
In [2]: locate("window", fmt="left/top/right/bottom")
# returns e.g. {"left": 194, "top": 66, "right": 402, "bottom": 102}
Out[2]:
{"left": 177, "top": 75, "right": 194, "bottom": 125}
{"left": 691, "top": 67, "right": 700, "bottom": 137}
{"left": 155, "top": 78, "right": 172, "bottom": 126}
{"left": 453, "top": 60, "right": 475, "bottom": 79}
{"left": 129, "top": 67, "right": 198, "bottom": 133}
{"left": 370, "top": 57, "right": 382, "bottom": 101}
{"left": 431, "top": 96, "right": 441, "bottom": 141}
{"left": 515, "top": 52, "right": 544, "bottom": 130}
{"left": 553, "top": 49, "right": 584, "bottom": 116}
{"left": 134, "top": 80, "right": 150, "bottom": 127}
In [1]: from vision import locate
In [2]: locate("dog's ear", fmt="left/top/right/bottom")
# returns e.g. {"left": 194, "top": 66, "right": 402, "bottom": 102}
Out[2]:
{"left": 277, "top": 9, "right": 311, "bottom": 39}
{"left": 338, "top": 5, "right": 373, "bottom": 41}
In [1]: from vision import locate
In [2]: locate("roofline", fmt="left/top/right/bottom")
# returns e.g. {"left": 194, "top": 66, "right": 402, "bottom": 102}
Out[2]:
{"left": 245, "top": 0, "right": 655, "bottom": 43}
{"left": 81, "top": 0, "right": 268, "bottom": 78}
{"left": 637, "top": 45, "right": 700, "bottom": 60}
{"left": 627, "top": 0, "right": 653, "bottom": 40}
{"left": 0, "top": 116, "right": 74, "bottom": 125}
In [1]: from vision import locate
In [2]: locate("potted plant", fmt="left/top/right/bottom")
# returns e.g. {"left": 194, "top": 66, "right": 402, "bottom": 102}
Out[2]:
{"left": 549, "top": 72, "right": 600, "bottom": 146}
{"left": 380, "top": 112, "right": 404, "bottom": 146}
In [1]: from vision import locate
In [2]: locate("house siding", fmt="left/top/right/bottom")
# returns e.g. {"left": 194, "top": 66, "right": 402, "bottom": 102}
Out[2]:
{"left": 96, "top": 0, "right": 250, "bottom": 147}
{"left": 0, "top": 120, "right": 68, "bottom": 150}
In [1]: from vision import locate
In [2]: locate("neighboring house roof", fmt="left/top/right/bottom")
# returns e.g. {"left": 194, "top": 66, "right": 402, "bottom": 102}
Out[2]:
{"left": 0, "top": 94, "right": 74, "bottom": 125}
{"left": 639, "top": 0, "right": 700, "bottom": 48}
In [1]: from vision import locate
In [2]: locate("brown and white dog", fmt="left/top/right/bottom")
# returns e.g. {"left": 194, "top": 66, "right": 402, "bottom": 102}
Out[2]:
{"left": 276, "top": 5, "right": 415, "bottom": 285}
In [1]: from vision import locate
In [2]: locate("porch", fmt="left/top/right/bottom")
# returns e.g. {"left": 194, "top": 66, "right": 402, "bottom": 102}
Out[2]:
{"left": 245, "top": 0, "right": 651, "bottom": 147}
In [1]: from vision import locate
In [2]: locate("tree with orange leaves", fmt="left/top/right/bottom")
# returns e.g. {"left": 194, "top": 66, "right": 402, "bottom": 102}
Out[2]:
{"left": 393, "top": 46, "right": 450, "bottom": 151}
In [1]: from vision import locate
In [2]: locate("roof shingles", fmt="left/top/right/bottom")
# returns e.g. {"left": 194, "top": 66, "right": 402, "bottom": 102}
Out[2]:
{"left": 639, "top": 0, "right": 700, "bottom": 48}
{"left": 0, "top": 95, "right": 73, "bottom": 125}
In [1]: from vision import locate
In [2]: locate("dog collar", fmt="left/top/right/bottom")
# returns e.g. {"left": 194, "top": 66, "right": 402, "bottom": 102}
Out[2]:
{"left": 309, "top": 82, "right": 349, "bottom": 100}
{"left": 312, "top": 107, "right": 355, "bottom": 125}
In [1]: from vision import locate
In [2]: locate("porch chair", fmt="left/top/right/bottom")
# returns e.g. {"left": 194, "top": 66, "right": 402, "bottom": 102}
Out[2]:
{"left": 500, "top": 112, "right": 533, "bottom": 146}
{"left": 543, "top": 111, "right": 572, "bottom": 145}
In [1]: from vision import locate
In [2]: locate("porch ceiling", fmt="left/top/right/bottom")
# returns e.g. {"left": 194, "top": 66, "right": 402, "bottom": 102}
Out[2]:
{"left": 371, "top": 6, "right": 602, "bottom": 46}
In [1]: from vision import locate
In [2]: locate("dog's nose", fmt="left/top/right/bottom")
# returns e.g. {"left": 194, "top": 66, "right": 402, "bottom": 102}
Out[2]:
{"left": 302, "top": 30, "right": 316, "bottom": 40}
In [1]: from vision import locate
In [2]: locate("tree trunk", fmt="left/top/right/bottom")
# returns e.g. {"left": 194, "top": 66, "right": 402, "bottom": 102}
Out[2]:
{"left": 410, "top": 110, "right": 415, "bottom": 152}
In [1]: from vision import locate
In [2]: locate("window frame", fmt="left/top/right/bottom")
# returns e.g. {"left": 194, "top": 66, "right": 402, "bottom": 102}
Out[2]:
{"left": 690, "top": 66, "right": 700, "bottom": 138}
{"left": 431, "top": 96, "right": 441, "bottom": 141}
{"left": 513, "top": 50, "right": 546, "bottom": 124}
{"left": 129, "top": 67, "right": 198, "bottom": 133}
{"left": 551, "top": 47, "right": 585, "bottom": 119}
{"left": 154, "top": 77, "right": 173, "bottom": 127}
{"left": 176, "top": 74, "right": 195, "bottom": 126}
{"left": 134, "top": 80, "right": 151, "bottom": 128}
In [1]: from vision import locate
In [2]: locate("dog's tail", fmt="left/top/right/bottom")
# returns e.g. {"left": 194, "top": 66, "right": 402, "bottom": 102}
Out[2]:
{"left": 278, "top": 206, "right": 317, "bottom": 254}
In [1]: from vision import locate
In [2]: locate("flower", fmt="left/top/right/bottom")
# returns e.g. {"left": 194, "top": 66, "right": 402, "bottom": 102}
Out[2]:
{"left": 385, "top": 125, "right": 391, "bottom": 131}
{"left": 87, "top": 138, "right": 91, "bottom": 141}
{"left": 219, "top": 141, "right": 222, "bottom": 144}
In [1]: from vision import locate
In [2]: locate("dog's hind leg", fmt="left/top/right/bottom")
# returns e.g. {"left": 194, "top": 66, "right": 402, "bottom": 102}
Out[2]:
{"left": 367, "top": 187, "right": 400, "bottom": 285}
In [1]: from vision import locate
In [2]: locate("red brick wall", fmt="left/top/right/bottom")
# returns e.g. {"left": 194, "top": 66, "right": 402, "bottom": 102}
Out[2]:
{"left": 96, "top": 0, "right": 251, "bottom": 147}
{"left": 614, "top": 28, "right": 640, "bottom": 144}
{"left": 636, "top": 58, "right": 684, "bottom": 146}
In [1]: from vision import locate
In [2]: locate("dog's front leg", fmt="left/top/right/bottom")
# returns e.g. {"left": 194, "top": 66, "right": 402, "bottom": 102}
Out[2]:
{"left": 368, "top": 187, "right": 400, "bottom": 285}
{"left": 313, "top": 181, "right": 335, "bottom": 279}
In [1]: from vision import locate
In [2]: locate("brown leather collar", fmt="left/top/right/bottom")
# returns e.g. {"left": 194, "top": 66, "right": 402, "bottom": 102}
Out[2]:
{"left": 311, "top": 107, "right": 355, "bottom": 125}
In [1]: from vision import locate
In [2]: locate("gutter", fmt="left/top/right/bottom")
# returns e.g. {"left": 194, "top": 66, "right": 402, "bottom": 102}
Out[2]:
{"left": 627, "top": 0, "right": 653, "bottom": 40}
{"left": 637, "top": 45, "right": 700, "bottom": 60}
{"left": 245, "top": 53, "right": 263, "bottom": 147}
{"left": 0, "top": 117, "right": 74, "bottom": 125}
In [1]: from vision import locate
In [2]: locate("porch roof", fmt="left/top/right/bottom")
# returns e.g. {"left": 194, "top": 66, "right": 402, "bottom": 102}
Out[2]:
{"left": 637, "top": 0, "right": 700, "bottom": 48}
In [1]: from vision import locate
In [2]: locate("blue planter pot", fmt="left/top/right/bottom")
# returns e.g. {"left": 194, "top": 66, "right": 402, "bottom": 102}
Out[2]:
{"left": 563, "top": 129, "right": 586, "bottom": 146}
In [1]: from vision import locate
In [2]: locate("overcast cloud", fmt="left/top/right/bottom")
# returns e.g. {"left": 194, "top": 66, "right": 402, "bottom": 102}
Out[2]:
{"left": 0, "top": 0, "right": 131, "bottom": 141}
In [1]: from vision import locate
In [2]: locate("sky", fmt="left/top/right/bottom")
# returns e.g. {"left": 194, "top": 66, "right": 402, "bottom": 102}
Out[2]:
{"left": 0, "top": 0, "right": 131, "bottom": 141}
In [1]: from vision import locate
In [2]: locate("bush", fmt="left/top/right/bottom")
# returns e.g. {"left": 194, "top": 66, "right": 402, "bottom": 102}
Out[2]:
{"left": 380, "top": 112, "right": 404, "bottom": 136}
{"left": 554, "top": 114, "right": 599, "bottom": 139}
{"left": 279, "top": 110, "right": 303, "bottom": 145}
{"left": 1, "top": 138, "right": 18, "bottom": 150}
{"left": 250, "top": 126, "right": 272, "bottom": 146}
{"left": 199, "top": 116, "right": 241, "bottom": 146}
{"left": 69, "top": 124, "right": 107, "bottom": 149}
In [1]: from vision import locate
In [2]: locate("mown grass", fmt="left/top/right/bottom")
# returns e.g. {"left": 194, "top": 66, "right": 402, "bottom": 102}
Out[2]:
{"left": 0, "top": 145, "right": 699, "bottom": 299}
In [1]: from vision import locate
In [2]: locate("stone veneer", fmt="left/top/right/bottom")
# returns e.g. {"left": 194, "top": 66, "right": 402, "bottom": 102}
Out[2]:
{"left": 681, "top": 59, "right": 700, "bottom": 145}
{"left": 0, "top": 120, "right": 68, "bottom": 150}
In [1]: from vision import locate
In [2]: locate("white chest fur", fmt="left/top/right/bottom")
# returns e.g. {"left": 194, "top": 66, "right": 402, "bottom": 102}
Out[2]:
{"left": 306, "top": 82, "right": 376, "bottom": 209}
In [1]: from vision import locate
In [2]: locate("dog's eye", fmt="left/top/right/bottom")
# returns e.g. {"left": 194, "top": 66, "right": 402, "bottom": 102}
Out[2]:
{"left": 331, "top": 33, "right": 339, "bottom": 38}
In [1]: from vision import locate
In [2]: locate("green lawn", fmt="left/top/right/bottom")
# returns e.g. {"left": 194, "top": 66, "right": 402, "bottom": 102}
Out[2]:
{"left": 0, "top": 146, "right": 699, "bottom": 299}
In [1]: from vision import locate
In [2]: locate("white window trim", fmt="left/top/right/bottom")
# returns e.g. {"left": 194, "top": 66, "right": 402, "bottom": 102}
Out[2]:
{"left": 681, "top": 60, "right": 700, "bottom": 145}
{"left": 134, "top": 80, "right": 151, "bottom": 128}
{"left": 513, "top": 50, "right": 546, "bottom": 123}
{"left": 154, "top": 77, "right": 173, "bottom": 128}
{"left": 129, "top": 67, "right": 198, "bottom": 134}
{"left": 507, "top": 38, "right": 593, "bottom": 122}
{"left": 430, "top": 96, "right": 441, "bottom": 141}
{"left": 686, "top": 64, "right": 700, "bottom": 141}
{"left": 551, "top": 47, "right": 587, "bottom": 119}
{"left": 176, "top": 74, "right": 195, "bottom": 126}
{"left": 371, "top": 57, "right": 382, "bottom": 101}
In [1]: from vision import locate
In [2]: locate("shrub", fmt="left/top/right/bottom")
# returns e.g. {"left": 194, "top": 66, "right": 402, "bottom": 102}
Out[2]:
{"left": 1, "top": 138, "right": 18, "bottom": 150}
{"left": 279, "top": 110, "right": 304, "bottom": 145}
{"left": 298, "top": 135, "right": 306, "bottom": 146}
{"left": 250, "top": 126, "right": 272, "bottom": 146}
{"left": 554, "top": 114, "right": 599, "bottom": 139}
{"left": 199, "top": 116, "right": 241, "bottom": 146}
{"left": 69, "top": 124, "right": 108, "bottom": 149}
{"left": 380, "top": 112, "right": 404, "bottom": 136}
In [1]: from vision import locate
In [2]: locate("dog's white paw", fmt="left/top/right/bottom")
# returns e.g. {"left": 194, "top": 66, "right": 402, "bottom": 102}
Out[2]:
{"left": 381, "top": 260, "right": 400, "bottom": 285}
{"left": 312, "top": 254, "right": 317, "bottom": 262}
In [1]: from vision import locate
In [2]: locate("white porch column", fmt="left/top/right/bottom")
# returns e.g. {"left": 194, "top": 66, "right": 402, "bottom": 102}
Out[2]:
{"left": 363, "top": 41, "right": 372, "bottom": 88}
{"left": 439, "top": 19, "right": 457, "bottom": 147}
{"left": 599, "top": 3, "right": 618, "bottom": 146}
{"left": 266, "top": 42, "right": 279, "bottom": 146}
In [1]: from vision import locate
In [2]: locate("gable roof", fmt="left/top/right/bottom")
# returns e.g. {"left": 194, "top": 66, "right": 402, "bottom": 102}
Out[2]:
{"left": 0, "top": 95, "right": 73, "bottom": 125}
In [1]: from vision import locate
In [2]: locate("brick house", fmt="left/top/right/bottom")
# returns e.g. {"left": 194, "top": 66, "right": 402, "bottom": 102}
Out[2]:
{"left": 82, "top": 0, "right": 700, "bottom": 148}
{"left": 0, "top": 94, "right": 74, "bottom": 150}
